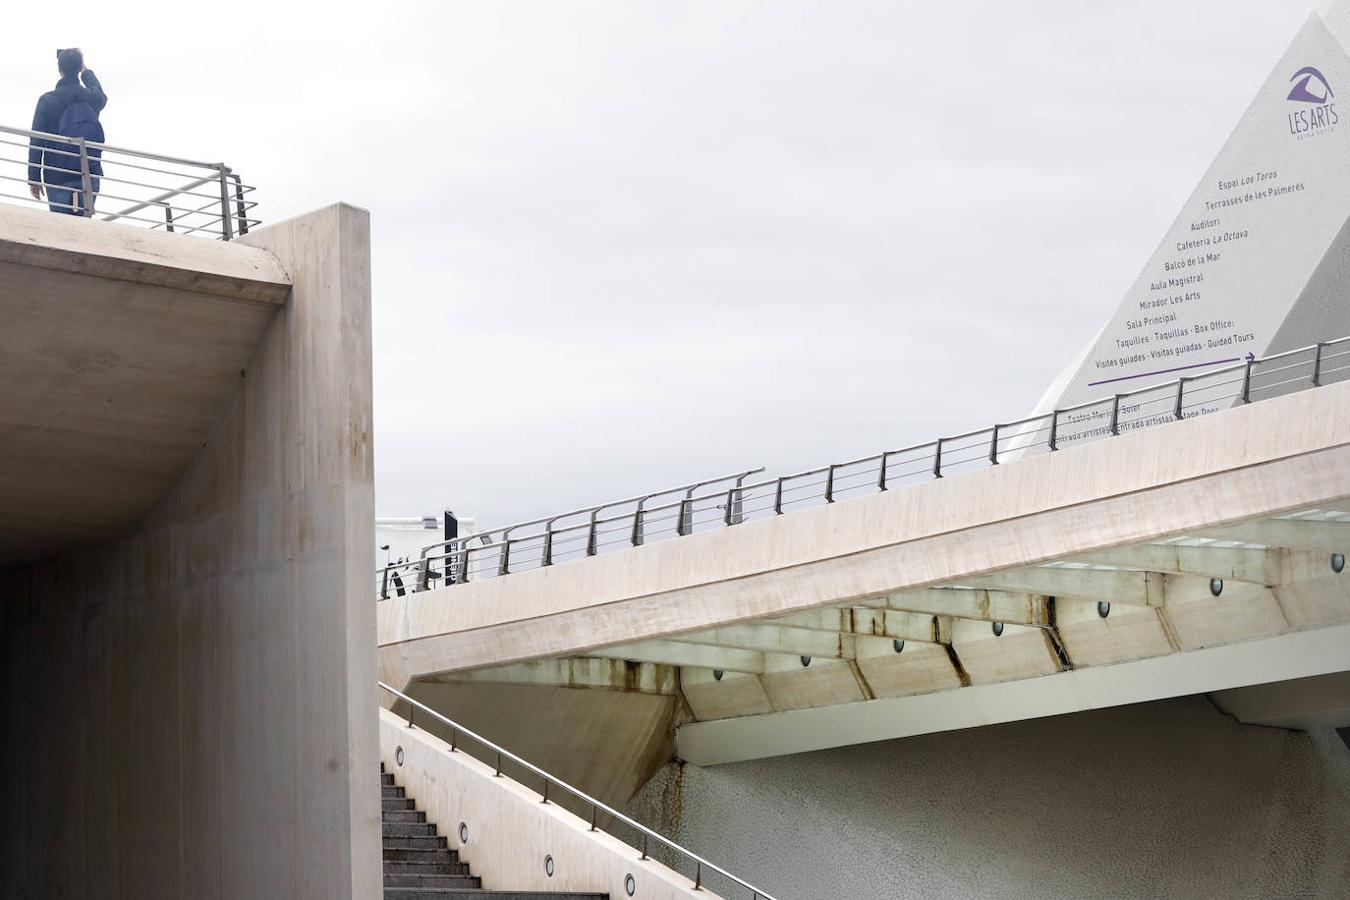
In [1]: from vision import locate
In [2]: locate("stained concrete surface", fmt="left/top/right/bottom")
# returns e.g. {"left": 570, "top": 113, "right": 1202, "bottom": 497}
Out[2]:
{"left": 0, "top": 204, "right": 379, "bottom": 898}
{"left": 628, "top": 696, "right": 1350, "bottom": 899}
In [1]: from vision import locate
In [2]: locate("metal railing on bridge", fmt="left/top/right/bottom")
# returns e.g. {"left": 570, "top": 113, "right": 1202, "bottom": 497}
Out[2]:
{"left": 377, "top": 336, "right": 1350, "bottom": 602}
{"left": 0, "top": 123, "right": 257, "bottom": 240}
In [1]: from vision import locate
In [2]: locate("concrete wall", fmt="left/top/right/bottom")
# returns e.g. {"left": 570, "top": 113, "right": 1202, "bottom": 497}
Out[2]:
{"left": 628, "top": 697, "right": 1350, "bottom": 899}
{"left": 380, "top": 708, "right": 719, "bottom": 899}
{"left": 0, "top": 204, "right": 381, "bottom": 898}
{"left": 404, "top": 678, "right": 678, "bottom": 809}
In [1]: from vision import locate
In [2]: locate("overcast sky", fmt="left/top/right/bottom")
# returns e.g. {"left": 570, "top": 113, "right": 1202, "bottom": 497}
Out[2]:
{"left": 1, "top": 1, "right": 1312, "bottom": 526}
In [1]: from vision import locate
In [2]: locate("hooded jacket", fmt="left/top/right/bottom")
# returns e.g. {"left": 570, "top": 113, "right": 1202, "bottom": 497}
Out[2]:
{"left": 28, "top": 70, "right": 108, "bottom": 187}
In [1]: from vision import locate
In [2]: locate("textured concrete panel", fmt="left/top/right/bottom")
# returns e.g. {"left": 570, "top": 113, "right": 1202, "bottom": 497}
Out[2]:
{"left": 629, "top": 697, "right": 1350, "bottom": 900}
{"left": 0, "top": 204, "right": 379, "bottom": 899}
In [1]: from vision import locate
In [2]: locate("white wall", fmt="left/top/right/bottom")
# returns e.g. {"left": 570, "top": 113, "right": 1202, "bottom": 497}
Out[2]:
{"left": 628, "top": 696, "right": 1350, "bottom": 899}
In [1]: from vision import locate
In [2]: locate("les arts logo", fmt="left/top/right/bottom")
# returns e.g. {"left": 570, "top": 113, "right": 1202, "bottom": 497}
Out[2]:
{"left": 1287, "top": 66, "right": 1338, "bottom": 138}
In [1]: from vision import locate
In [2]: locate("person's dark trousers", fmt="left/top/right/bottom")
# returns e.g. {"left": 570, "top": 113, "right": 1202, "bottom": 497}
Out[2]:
{"left": 46, "top": 182, "right": 95, "bottom": 216}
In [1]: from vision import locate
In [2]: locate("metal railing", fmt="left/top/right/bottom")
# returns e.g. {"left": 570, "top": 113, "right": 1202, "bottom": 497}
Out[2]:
{"left": 0, "top": 123, "right": 257, "bottom": 240}
{"left": 377, "top": 467, "right": 765, "bottom": 599}
{"left": 379, "top": 336, "right": 1350, "bottom": 600}
{"left": 379, "top": 682, "right": 779, "bottom": 900}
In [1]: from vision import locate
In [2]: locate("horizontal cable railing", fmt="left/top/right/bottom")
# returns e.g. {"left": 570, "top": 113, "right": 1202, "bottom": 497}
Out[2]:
{"left": 376, "top": 335, "right": 1350, "bottom": 601}
{"left": 379, "top": 682, "right": 778, "bottom": 900}
{"left": 0, "top": 123, "right": 256, "bottom": 240}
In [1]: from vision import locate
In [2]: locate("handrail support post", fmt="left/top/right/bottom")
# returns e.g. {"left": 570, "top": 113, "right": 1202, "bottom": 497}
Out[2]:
{"left": 218, "top": 165, "right": 234, "bottom": 240}
{"left": 77, "top": 138, "right": 94, "bottom": 217}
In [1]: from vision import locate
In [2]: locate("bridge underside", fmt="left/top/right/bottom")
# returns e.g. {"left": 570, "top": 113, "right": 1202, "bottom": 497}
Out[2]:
{"left": 421, "top": 507, "right": 1350, "bottom": 764}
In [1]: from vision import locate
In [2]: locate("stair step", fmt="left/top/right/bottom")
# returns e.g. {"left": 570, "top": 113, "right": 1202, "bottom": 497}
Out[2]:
{"left": 385, "top": 873, "right": 481, "bottom": 889}
{"left": 385, "top": 860, "right": 471, "bottom": 876}
{"left": 383, "top": 810, "right": 427, "bottom": 824}
{"left": 383, "top": 837, "right": 449, "bottom": 852}
{"left": 378, "top": 768, "right": 610, "bottom": 900}
{"left": 384, "top": 822, "right": 437, "bottom": 837}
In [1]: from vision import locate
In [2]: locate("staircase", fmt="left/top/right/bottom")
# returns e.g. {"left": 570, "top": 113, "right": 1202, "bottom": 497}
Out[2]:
{"left": 381, "top": 766, "right": 609, "bottom": 899}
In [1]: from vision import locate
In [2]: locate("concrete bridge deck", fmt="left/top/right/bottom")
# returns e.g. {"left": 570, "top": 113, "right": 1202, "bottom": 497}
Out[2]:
{"left": 378, "top": 379, "right": 1350, "bottom": 766}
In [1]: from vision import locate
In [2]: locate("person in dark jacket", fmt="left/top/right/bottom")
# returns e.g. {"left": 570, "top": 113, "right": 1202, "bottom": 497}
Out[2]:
{"left": 28, "top": 48, "right": 107, "bottom": 215}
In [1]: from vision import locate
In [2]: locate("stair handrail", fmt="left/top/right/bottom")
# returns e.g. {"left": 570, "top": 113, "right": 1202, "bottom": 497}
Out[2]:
{"left": 378, "top": 681, "right": 780, "bottom": 900}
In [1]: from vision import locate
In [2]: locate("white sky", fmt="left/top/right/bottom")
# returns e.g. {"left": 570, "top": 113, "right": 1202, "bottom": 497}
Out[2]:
{"left": 0, "top": 1, "right": 1311, "bottom": 526}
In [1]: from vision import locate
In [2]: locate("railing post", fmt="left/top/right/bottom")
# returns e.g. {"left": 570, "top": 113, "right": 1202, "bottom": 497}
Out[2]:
{"left": 1174, "top": 376, "right": 1187, "bottom": 421}
{"left": 380, "top": 567, "right": 390, "bottom": 601}
{"left": 1241, "top": 359, "right": 1253, "bottom": 403}
{"left": 1109, "top": 395, "right": 1121, "bottom": 436}
{"left": 458, "top": 545, "right": 471, "bottom": 585}
{"left": 640, "top": 833, "right": 648, "bottom": 860}
{"left": 1313, "top": 343, "right": 1325, "bottom": 386}
{"left": 160, "top": 200, "right": 175, "bottom": 233}
{"left": 729, "top": 474, "right": 748, "bottom": 525}
{"left": 217, "top": 165, "right": 234, "bottom": 240}
{"left": 231, "top": 173, "right": 249, "bottom": 236}
{"left": 77, "top": 138, "right": 94, "bottom": 217}
{"left": 773, "top": 478, "right": 784, "bottom": 515}
{"left": 542, "top": 521, "right": 555, "bottom": 566}
{"left": 676, "top": 499, "right": 691, "bottom": 536}
{"left": 586, "top": 510, "right": 600, "bottom": 556}
{"left": 932, "top": 440, "right": 943, "bottom": 479}
{"left": 723, "top": 488, "right": 736, "bottom": 526}
{"left": 878, "top": 452, "right": 890, "bottom": 491}
{"left": 498, "top": 531, "right": 513, "bottom": 576}
{"left": 989, "top": 424, "right": 1001, "bottom": 465}
{"left": 632, "top": 498, "right": 647, "bottom": 546}
{"left": 416, "top": 555, "right": 431, "bottom": 591}
{"left": 695, "top": 862, "right": 703, "bottom": 890}
{"left": 1048, "top": 410, "right": 1059, "bottom": 452}
{"left": 681, "top": 487, "right": 699, "bottom": 535}
{"left": 825, "top": 465, "right": 836, "bottom": 503}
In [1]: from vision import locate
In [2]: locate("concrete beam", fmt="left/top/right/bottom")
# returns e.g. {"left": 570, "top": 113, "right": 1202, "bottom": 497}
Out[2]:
{"left": 767, "top": 607, "right": 946, "bottom": 641}
{"left": 675, "top": 623, "right": 1350, "bottom": 765}
{"left": 1069, "top": 543, "right": 1282, "bottom": 584}
{"left": 0, "top": 202, "right": 290, "bottom": 304}
{"left": 589, "top": 640, "right": 768, "bottom": 674}
{"left": 1193, "top": 518, "right": 1350, "bottom": 554}
{"left": 424, "top": 658, "right": 679, "bottom": 696}
{"left": 954, "top": 568, "right": 1165, "bottom": 606}
{"left": 868, "top": 588, "right": 1050, "bottom": 625}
